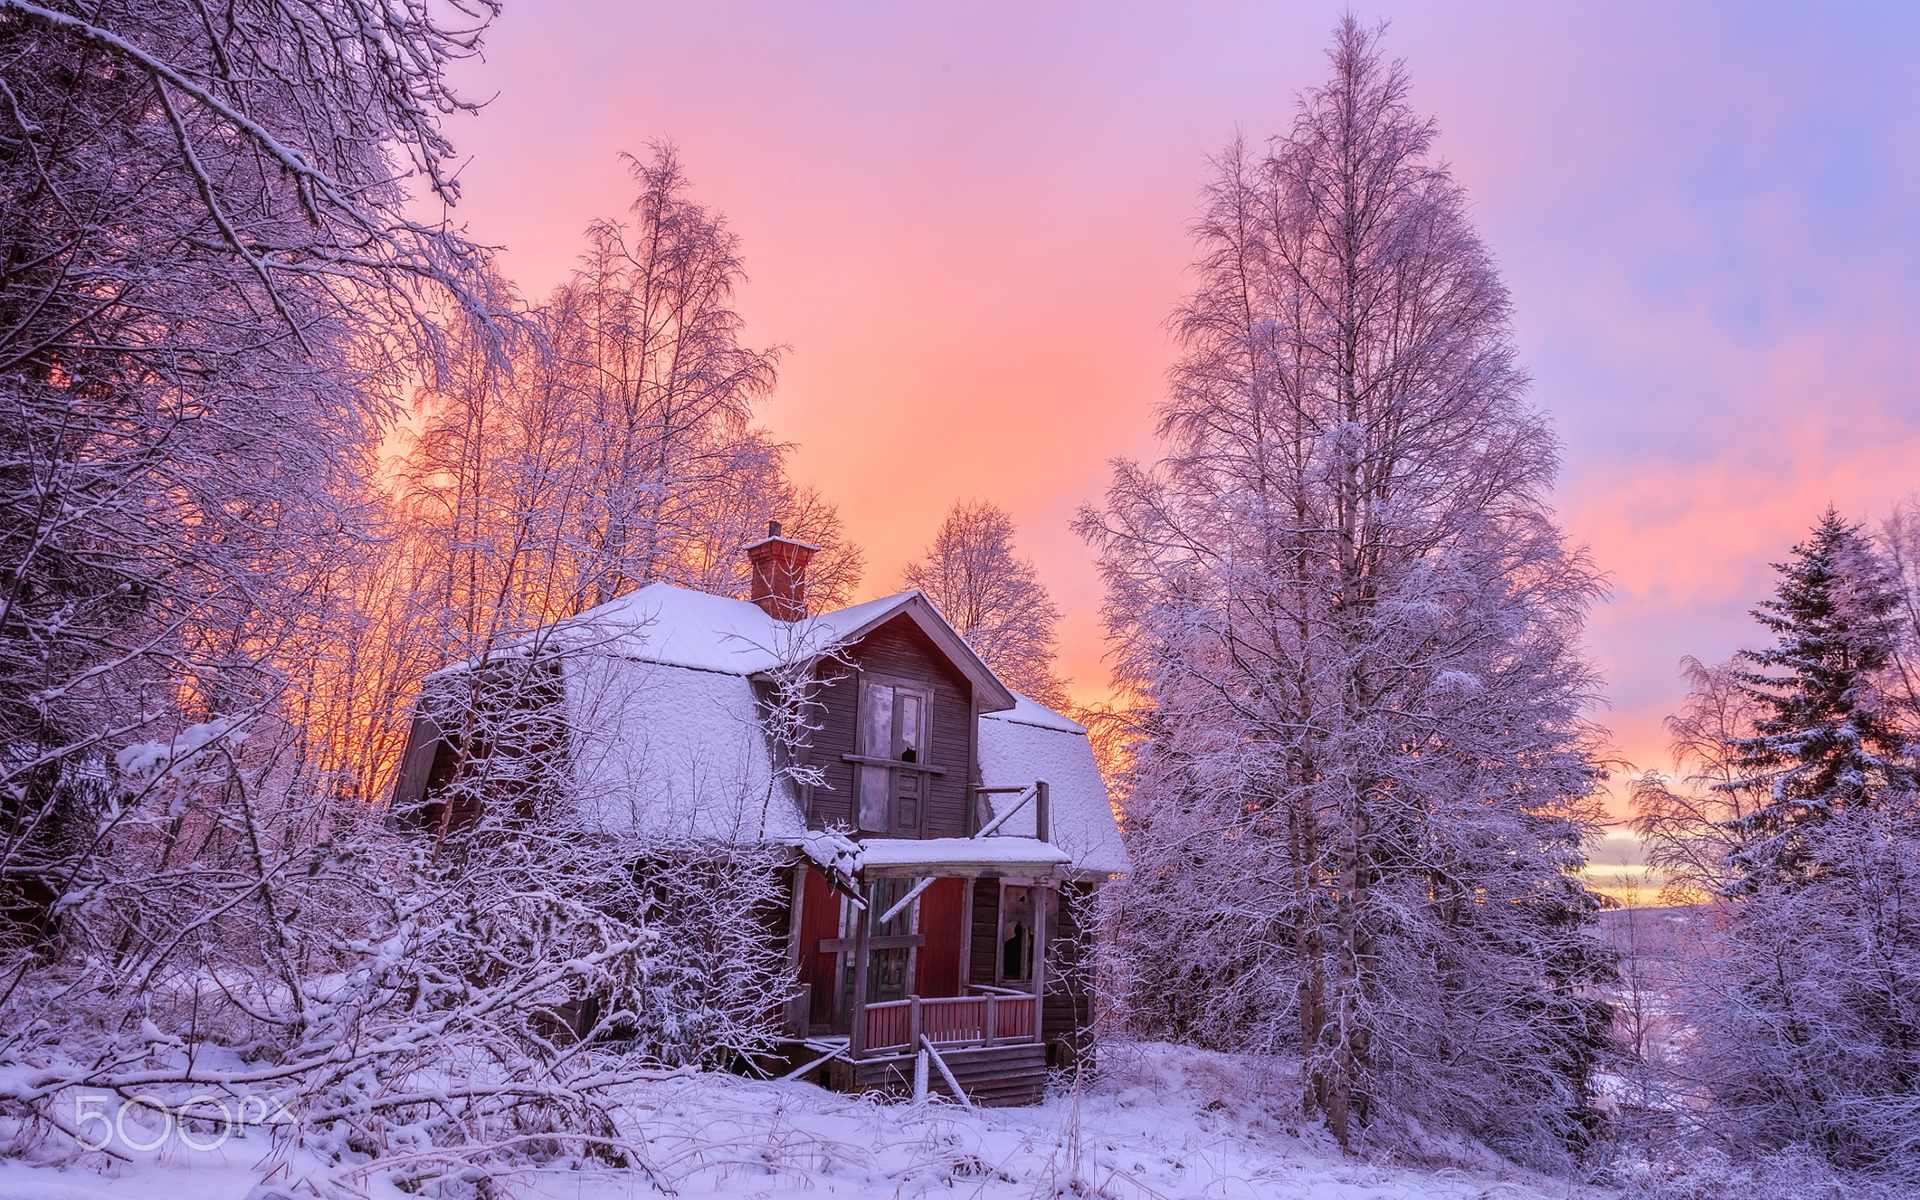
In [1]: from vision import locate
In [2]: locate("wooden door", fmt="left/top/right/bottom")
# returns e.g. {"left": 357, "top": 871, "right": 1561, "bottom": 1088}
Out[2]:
{"left": 913, "top": 878, "right": 966, "bottom": 998}
{"left": 797, "top": 868, "right": 842, "bottom": 1034}
{"left": 864, "top": 877, "right": 914, "bottom": 1005}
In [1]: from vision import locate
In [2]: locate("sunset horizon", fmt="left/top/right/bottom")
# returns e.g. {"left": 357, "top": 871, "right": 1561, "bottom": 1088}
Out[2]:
{"left": 430, "top": 2, "right": 1920, "bottom": 834}
{"left": 8, "top": 3, "right": 1918, "bottom": 1191}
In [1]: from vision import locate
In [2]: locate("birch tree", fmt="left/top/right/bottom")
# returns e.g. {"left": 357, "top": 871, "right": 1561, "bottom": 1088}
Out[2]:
{"left": 1080, "top": 19, "right": 1611, "bottom": 1165}
{"left": 402, "top": 144, "right": 862, "bottom": 663}
{"left": 903, "top": 499, "right": 1069, "bottom": 708}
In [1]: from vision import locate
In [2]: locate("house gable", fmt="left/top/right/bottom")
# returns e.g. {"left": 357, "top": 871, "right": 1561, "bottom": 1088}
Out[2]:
{"left": 806, "top": 613, "right": 979, "bottom": 838}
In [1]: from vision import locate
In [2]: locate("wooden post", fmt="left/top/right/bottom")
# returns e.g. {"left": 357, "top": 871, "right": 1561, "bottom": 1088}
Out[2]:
{"left": 851, "top": 882, "right": 871, "bottom": 1059}
{"left": 986, "top": 994, "right": 998, "bottom": 1044}
{"left": 957, "top": 877, "right": 975, "bottom": 993}
{"left": 1035, "top": 780, "right": 1050, "bottom": 843}
{"left": 922, "top": 1035, "right": 974, "bottom": 1110}
{"left": 1030, "top": 882, "right": 1049, "bottom": 1045}
{"left": 994, "top": 878, "right": 1006, "bottom": 987}
{"left": 910, "top": 995, "right": 922, "bottom": 1047}
{"left": 783, "top": 865, "right": 807, "bottom": 1037}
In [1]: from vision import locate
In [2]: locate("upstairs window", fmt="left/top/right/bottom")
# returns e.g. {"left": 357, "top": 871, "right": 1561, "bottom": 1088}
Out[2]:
{"left": 856, "top": 677, "right": 932, "bottom": 834}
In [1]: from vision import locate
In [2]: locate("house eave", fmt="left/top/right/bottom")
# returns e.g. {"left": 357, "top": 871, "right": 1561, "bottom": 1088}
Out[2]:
{"left": 828, "top": 592, "right": 1017, "bottom": 713}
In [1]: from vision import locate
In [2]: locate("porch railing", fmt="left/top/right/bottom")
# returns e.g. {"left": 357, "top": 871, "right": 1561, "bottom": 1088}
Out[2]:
{"left": 862, "top": 993, "right": 1037, "bottom": 1054}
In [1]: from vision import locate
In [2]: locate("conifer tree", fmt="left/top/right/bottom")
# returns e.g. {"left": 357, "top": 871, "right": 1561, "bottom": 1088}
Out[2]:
{"left": 1725, "top": 509, "right": 1915, "bottom": 882}
{"left": 1635, "top": 513, "right": 1920, "bottom": 1179}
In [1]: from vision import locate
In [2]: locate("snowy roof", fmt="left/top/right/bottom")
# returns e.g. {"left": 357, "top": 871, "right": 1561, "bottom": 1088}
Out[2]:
{"left": 405, "top": 585, "right": 1126, "bottom": 875}
{"left": 544, "top": 583, "right": 1015, "bottom": 712}
{"left": 565, "top": 655, "right": 805, "bottom": 842}
{"left": 983, "top": 692, "right": 1088, "bottom": 735}
{"left": 859, "top": 836, "right": 1071, "bottom": 874}
{"left": 550, "top": 585, "right": 890, "bottom": 675}
{"left": 980, "top": 697, "right": 1130, "bottom": 878}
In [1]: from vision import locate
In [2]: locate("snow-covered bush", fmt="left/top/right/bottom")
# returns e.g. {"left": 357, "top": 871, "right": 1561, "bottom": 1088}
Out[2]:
{"left": 1, "top": 692, "right": 793, "bottom": 1177}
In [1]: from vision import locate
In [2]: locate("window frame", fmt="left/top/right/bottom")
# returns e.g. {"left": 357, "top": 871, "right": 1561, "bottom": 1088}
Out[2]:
{"left": 854, "top": 673, "right": 934, "bottom": 835}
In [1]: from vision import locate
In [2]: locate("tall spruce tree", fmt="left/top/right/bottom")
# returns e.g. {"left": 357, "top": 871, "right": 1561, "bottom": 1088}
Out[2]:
{"left": 1635, "top": 513, "right": 1920, "bottom": 1178}
{"left": 1725, "top": 509, "right": 1916, "bottom": 882}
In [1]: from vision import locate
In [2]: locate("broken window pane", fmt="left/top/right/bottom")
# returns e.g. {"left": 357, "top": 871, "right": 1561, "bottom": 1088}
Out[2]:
{"left": 898, "top": 693, "right": 922, "bottom": 762}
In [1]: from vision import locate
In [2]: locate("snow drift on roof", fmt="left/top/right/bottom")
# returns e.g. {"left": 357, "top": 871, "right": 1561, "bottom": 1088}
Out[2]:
{"left": 981, "top": 690, "right": 1088, "bottom": 734}
{"left": 860, "top": 836, "right": 1070, "bottom": 871}
{"left": 563, "top": 655, "right": 808, "bottom": 842}
{"left": 552, "top": 583, "right": 909, "bottom": 677}
{"left": 978, "top": 708, "right": 1129, "bottom": 877}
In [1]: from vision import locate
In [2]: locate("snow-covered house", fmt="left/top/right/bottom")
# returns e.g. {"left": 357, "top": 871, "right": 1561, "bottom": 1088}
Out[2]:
{"left": 390, "top": 524, "right": 1128, "bottom": 1104}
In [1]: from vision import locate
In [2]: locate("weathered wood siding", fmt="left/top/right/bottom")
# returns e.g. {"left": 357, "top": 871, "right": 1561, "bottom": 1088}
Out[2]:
{"left": 805, "top": 615, "right": 975, "bottom": 836}
{"left": 1042, "top": 882, "right": 1097, "bottom": 1062}
{"left": 797, "top": 867, "right": 843, "bottom": 1032}
{"left": 967, "top": 878, "right": 1001, "bottom": 987}
{"left": 913, "top": 878, "right": 966, "bottom": 998}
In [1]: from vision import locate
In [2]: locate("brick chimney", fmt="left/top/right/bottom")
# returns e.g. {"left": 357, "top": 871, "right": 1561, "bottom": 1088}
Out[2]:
{"left": 744, "top": 520, "right": 818, "bottom": 621}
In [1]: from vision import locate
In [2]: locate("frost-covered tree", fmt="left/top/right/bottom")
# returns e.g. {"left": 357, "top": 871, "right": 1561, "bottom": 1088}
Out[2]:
{"left": 0, "top": 0, "right": 501, "bottom": 977}
{"left": 1079, "top": 19, "right": 1611, "bottom": 1165}
{"left": 549, "top": 145, "right": 817, "bottom": 607}
{"left": 1877, "top": 496, "right": 1920, "bottom": 713}
{"left": 1630, "top": 657, "right": 1772, "bottom": 897}
{"left": 1721, "top": 510, "right": 1916, "bottom": 881}
{"left": 1634, "top": 514, "right": 1920, "bottom": 1180}
{"left": 403, "top": 145, "right": 862, "bottom": 660}
{"left": 903, "top": 500, "right": 1069, "bottom": 708}
{"left": 0, "top": 6, "right": 802, "bottom": 1183}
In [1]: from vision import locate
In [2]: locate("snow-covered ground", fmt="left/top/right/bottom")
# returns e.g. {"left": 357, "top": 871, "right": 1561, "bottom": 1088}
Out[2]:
{"left": 1, "top": 1044, "right": 1599, "bottom": 1200}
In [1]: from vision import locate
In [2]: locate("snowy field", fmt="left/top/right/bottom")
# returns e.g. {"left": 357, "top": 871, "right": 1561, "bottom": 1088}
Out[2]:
{"left": 0, "top": 1044, "right": 1596, "bottom": 1200}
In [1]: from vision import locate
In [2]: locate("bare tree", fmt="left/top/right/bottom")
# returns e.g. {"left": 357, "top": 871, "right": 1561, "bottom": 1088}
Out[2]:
{"left": 1879, "top": 495, "right": 1920, "bottom": 714}
{"left": 1079, "top": 19, "right": 1611, "bottom": 1166}
{"left": 546, "top": 145, "right": 782, "bottom": 606}
{"left": 0, "top": 0, "right": 507, "bottom": 1007}
{"left": 1631, "top": 657, "right": 1772, "bottom": 897}
{"left": 401, "top": 145, "right": 861, "bottom": 660}
{"left": 903, "top": 499, "right": 1069, "bottom": 708}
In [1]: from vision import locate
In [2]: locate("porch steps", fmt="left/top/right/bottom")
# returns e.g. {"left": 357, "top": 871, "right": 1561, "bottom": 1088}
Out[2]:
{"left": 828, "top": 1042, "right": 1048, "bottom": 1106}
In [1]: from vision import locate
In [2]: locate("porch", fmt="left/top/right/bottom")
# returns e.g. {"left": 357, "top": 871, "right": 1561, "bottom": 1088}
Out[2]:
{"left": 861, "top": 986, "right": 1037, "bottom": 1053}
{"left": 784, "top": 783, "right": 1073, "bottom": 1104}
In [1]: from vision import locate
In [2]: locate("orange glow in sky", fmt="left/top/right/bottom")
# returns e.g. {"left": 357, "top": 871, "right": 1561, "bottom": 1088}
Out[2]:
{"left": 436, "top": 3, "right": 1920, "bottom": 825}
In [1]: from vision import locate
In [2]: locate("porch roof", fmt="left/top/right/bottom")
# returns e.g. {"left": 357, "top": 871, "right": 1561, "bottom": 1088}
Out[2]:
{"left": 858, "top": 835, "right": 1070, "bottom": 876}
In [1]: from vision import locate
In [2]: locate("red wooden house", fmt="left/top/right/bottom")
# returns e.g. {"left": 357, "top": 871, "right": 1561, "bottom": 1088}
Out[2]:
{"left": 391, "top": 525, "right": 1128, "bottom": 1104}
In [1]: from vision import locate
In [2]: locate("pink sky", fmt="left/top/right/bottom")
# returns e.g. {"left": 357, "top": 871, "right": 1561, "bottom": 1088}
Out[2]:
{"left": 437, "top": 2, "right": 1920, "bottom": 826}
